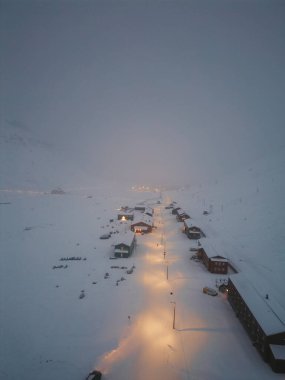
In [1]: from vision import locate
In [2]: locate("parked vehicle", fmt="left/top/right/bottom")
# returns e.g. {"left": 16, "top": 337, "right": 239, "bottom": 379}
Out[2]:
{"left": 203, "top": 287, "right": 218, "bottom": 296}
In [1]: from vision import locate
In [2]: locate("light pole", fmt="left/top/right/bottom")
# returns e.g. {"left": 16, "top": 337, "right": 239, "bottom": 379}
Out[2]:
{"left": 170, "top": 301, "right": 176, "bottom": 329}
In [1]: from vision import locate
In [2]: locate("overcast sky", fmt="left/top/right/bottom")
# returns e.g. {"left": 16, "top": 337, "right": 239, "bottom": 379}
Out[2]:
{"left": 1, "top": 0, "right": 285, "bottom": 186}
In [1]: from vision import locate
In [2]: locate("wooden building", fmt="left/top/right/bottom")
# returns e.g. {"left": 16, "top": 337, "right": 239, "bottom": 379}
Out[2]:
{"left": 131, "top": 214, "right": 153, "bottom": 233}
{"left": 228, "top": 273, "right": 285, "bottom": 373}
{"left": 114, "top": 231, "right": 136, "bottom": 258}
{"left": 197, "top": 247, "right": 228, "bottom": 274}
{"left": 176, "top": 209, "right": 190, "bottom": 222}
{"left": 183, "top": 220, "right": 205, "bottom": 239}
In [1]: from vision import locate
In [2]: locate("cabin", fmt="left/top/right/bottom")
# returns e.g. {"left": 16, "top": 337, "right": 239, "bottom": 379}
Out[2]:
{"left": 176, "top": 209, "right": 190, "bottom": 222}
{"left": 183, "top": 220, "right": 205, "bottom": 239}
{"left": 228, "top": 273, "right": 285, "bottom": 373}
{"left": 114, "top": 231, "right": 136, "bottom": 258}
{"left": 131, "top": 214, "right": 153, "bottom": 233}
{"left": 117, "top": 212, "right": 134, "bottom": 221}
{"left": 197, "top": 247, "right": 228, "bottom": 274}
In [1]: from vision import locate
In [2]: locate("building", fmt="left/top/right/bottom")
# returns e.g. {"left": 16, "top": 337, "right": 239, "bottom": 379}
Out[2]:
{"left": 228, "top": 273, "right": 285, "bottom": 373}
{"left": 171, "top": 207, "right": 181, "bottom": 215}
{"left": 134, "top": 205, "right": 146, "bottom": 212}
{"left": 197, "top": 247, "right": 228, "bottom": 274}
{"left": 117, "top": 212, "right": 134, "bottom": 221}
{"left": 176, "top": 209, "right": 190, "bottom": 222}
{"left": 113, "top": 231, "right": 136, "bottom": 258}
{"left": 131, "top": 214, "right": 153, "bottom": 233}
{"left": 183, "top": 220, "right": 205, "bottom": 239}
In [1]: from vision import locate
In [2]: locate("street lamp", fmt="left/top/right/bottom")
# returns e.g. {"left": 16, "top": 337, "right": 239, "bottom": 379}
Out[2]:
{"left": 170, "top": 301, "right": 176, "bottom": 329}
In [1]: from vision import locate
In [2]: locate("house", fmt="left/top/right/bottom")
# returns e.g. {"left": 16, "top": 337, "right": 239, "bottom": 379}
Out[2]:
{"left": 184, "top": 220, "right": 205, "bottom": 239}
{"left": 171, "top": 207, "right": 181, "bottom": 215}
{"left": 227, "top": 273, "right": 285, "bottom": 373}
{"left": 176, "top": 209, "right": 190, "bottom": 222}
{"left": 113, "top": 231, "right": 136, "bottom": 258}
{"left": 197, "top": 246, "right": 228, "bottom": 274}
{"left": 117, "top": 212, "right": 134, "bottom": 221}
{"left": 134, "top": 205, "right": 146, "bottom": 212}
{"left": 131, "top": 214, "right": 153, "bottom": 233}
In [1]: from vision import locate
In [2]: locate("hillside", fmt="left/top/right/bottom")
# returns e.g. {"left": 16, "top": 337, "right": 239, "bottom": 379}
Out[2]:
{"left": 0, "top": 120, "right": 98, "bottom": 191}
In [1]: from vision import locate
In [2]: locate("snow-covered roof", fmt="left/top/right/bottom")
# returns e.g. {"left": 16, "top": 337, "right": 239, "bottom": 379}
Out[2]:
{"left": 131, "top": 213, "right": 153, "bottom": 227}
{"left": 230, "top": 273, "right": 285, "bottom": 336}
{"left": 184, "top": 219, "right": 194, "bottom": 229}
{"left": 210, "top": 255, "right": 228, "bottom": 263}
{"left": 118, "top": 211, "right": 134, "bottom": 216}
{"left": 177, "top": 209, "right": 188, "bottom": 216}
{"left": 114, "top": 231, "right": 135, "bottom": 247}
{"left": 144, "top": 207, "right": 153, "bottom": 215}
{"left": 200, "top": 240, "right": 227, "bottom": 260}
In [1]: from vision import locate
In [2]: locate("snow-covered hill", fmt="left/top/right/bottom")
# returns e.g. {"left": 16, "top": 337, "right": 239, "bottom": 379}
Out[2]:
{"left": 0, "top": 119, "right": 101, "bottom": 191}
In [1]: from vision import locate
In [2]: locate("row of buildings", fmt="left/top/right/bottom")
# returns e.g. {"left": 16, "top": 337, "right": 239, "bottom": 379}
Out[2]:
{"left": 169, "top": 202, "right": 285, "bottom": 373}
{"left": 170, "top": 204, "right": 229, "bottom": 275}
{"left": 112, "top": 205, "right": 154, "bottom": 258}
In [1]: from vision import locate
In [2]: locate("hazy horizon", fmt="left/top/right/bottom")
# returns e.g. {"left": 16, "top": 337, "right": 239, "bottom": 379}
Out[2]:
{"left": 1, "top": 0, "right": 285, "bottom": 186}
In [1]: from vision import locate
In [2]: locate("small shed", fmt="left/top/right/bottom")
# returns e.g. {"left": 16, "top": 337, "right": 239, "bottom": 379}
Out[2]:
{"left": 114, "top": 231, "right": 136, "bottom": 258}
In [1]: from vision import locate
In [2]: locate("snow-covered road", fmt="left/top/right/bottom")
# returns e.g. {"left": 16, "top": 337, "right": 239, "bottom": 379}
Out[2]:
{"left": 94, "top": 205, "right": 280, "bottom": 380}
{"left": 1, "top": 193, "right": 283, "bottom": 380}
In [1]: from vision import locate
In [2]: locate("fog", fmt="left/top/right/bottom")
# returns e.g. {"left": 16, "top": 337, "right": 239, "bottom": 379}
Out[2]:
{"left": 1, "top": 0, "right": 285, "bottom": 187}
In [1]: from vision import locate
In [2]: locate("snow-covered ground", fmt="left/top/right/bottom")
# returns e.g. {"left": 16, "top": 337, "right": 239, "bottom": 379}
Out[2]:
{"left": 1, "top": 127, "right": 285, "bottom": 379}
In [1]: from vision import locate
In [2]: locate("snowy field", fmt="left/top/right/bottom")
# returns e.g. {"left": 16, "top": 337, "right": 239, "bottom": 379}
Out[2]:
{"left": 1, "top": 125, "right": 285, "bottom": 379}
{"left": 1, "top": 172, "right": 284, "bottom": 379}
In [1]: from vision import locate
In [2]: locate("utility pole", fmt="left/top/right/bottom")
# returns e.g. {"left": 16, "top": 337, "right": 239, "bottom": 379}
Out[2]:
{"left": 170, "top": 301, "right": 176, "bottom": 329}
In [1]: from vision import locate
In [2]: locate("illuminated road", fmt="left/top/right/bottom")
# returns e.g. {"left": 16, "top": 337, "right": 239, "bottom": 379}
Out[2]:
{"left": 95, "top": 203, "right": 267, "bottom": 380}
{"left": 96, "top": 205, "right": 195, "bottom": 380}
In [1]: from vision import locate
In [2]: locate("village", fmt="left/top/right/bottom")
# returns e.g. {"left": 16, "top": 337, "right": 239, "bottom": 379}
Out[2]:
{"left": 92, "top": 197, "right": 285, "bottom": 377}
{"left": 1, "top": 186, "right": 284, "bottom": 380}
